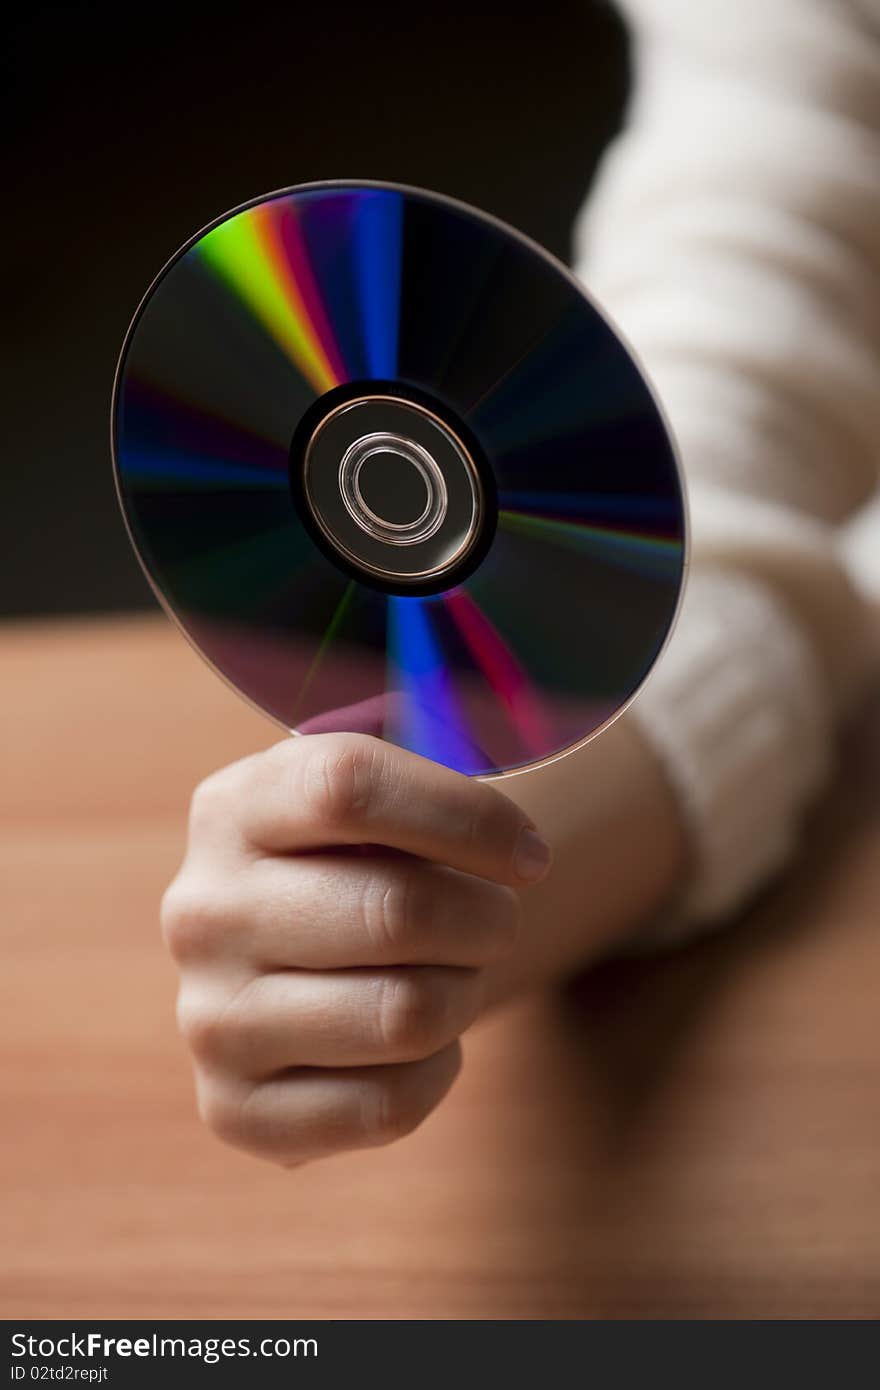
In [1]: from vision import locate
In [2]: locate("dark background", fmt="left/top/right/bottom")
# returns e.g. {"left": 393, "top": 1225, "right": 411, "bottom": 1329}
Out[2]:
{"left": 6, "top": 2, "right": 627, "bottom": 618}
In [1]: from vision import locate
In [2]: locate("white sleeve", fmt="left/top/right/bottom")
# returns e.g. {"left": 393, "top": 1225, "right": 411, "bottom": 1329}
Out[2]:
{"left": 575, "top": 0, "right": 880, "bottom": 939}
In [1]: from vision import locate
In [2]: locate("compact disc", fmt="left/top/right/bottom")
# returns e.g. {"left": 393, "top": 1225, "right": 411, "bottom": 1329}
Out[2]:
{"left": 112, "top": 181, "right": 686, "bottom": 777}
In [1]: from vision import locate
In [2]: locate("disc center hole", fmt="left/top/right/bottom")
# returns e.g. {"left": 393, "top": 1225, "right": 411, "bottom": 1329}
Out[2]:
{"left": 357, "top": 448, "right": 430, "bottom": 527}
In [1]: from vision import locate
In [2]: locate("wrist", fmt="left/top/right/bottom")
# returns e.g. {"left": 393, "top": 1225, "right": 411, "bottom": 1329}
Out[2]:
{"left": 479, "top": 712, "right": 686, "bottom": 1007}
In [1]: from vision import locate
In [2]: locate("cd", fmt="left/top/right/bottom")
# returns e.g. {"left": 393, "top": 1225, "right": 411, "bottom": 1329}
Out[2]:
{"left": 112, "top": 181, "right": 686, "bottom": 778}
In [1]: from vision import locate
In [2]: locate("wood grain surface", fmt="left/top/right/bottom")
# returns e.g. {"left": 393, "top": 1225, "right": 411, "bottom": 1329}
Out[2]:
{"left": 2, "top": 615, "right": 879, "bottom": 1319}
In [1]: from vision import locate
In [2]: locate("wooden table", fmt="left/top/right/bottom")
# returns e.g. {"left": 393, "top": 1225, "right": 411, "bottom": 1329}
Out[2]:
{"left": 2, "top": 615, "right": 879, "bottom": 1320}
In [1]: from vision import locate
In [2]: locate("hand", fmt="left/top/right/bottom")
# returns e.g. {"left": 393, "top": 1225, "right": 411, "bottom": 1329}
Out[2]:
{"left": 160, "top": 733, "right": 552, "bottom": 1167}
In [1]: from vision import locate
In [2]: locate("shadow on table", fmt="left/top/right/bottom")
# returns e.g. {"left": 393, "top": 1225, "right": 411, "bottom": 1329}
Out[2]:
{"left": 453, "top": 700, "right": 878, "bottom": 1306}
{"left": 557, "top": 694, "right": 880, "bottom": 1154}
{"left": 465, "top": 695, "right": 880, "bottom": 1314}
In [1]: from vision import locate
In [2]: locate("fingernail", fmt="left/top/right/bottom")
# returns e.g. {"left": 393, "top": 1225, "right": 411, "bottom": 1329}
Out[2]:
{"left": 514, "top": 826, "right": 552, "bottom": 883}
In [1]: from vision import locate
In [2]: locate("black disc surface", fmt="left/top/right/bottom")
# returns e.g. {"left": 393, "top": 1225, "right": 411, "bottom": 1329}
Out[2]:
{"left": 113, "top": 181, "right": 686, "bottom": 776}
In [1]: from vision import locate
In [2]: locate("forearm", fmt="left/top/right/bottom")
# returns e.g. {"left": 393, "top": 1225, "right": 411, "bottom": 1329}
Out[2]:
{"left": 577, "top": 0, "right": 880, "bottom": 706}
{"left": 562, "top": 0, "right": 880, "bottom": 936}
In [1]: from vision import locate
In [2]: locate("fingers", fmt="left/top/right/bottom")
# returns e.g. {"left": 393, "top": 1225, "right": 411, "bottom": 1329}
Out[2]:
{"left": 163, "top": 854, "right": 521, "bottom": 970}
{"left": 179, "top": 966, "right": 483, "bottom": 1075}
{"left": 195, "top": 1042, "right": 463, "bottom": 1167}
{"left": 191, "top": 733, "right": 551, "bottom": 887}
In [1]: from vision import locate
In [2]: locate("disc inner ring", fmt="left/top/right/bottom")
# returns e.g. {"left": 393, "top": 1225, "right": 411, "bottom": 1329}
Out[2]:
{"left": 298, "top": 393, "right": 489, "bottom": 591}
{"left": 339, "top": 432, "right": 449, "bottom": 546}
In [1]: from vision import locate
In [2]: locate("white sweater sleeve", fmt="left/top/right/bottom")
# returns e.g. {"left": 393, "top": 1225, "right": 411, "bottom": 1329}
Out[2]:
{"left": 575, "top": 0, "right": 880, "bottom": 938}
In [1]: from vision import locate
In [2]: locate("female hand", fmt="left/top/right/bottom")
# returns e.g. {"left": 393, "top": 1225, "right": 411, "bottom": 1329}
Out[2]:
{"left": 160, "top": 732, "right": 552, "bottom": 1167}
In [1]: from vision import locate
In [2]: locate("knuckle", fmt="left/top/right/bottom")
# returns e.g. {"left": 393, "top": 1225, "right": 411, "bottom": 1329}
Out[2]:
{"left": 363, "top": 865, "right": 420, "bottom": 955}
{"left": 195, "top": 1076, "right": 251, "bottom": 1148}
{"left": 376, "top": 970, "right": 451, "bottom": 1059}
{"left": 187, "top": 768, "right": 230, "bottom": 837}
{"left": 301, "top": 736, "right": 380, "bottom": 831}
{"left": 258, "top": 737, "right": 299, "bottom": 794}
{"left": 177, "top": 991, "right": 225, "bottom": 1065}
{"left": 159, "top": 878, "right": 228, "bottom": 963}
{"left": 177, "top": 980, "right": 254, "bottom": 1067}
